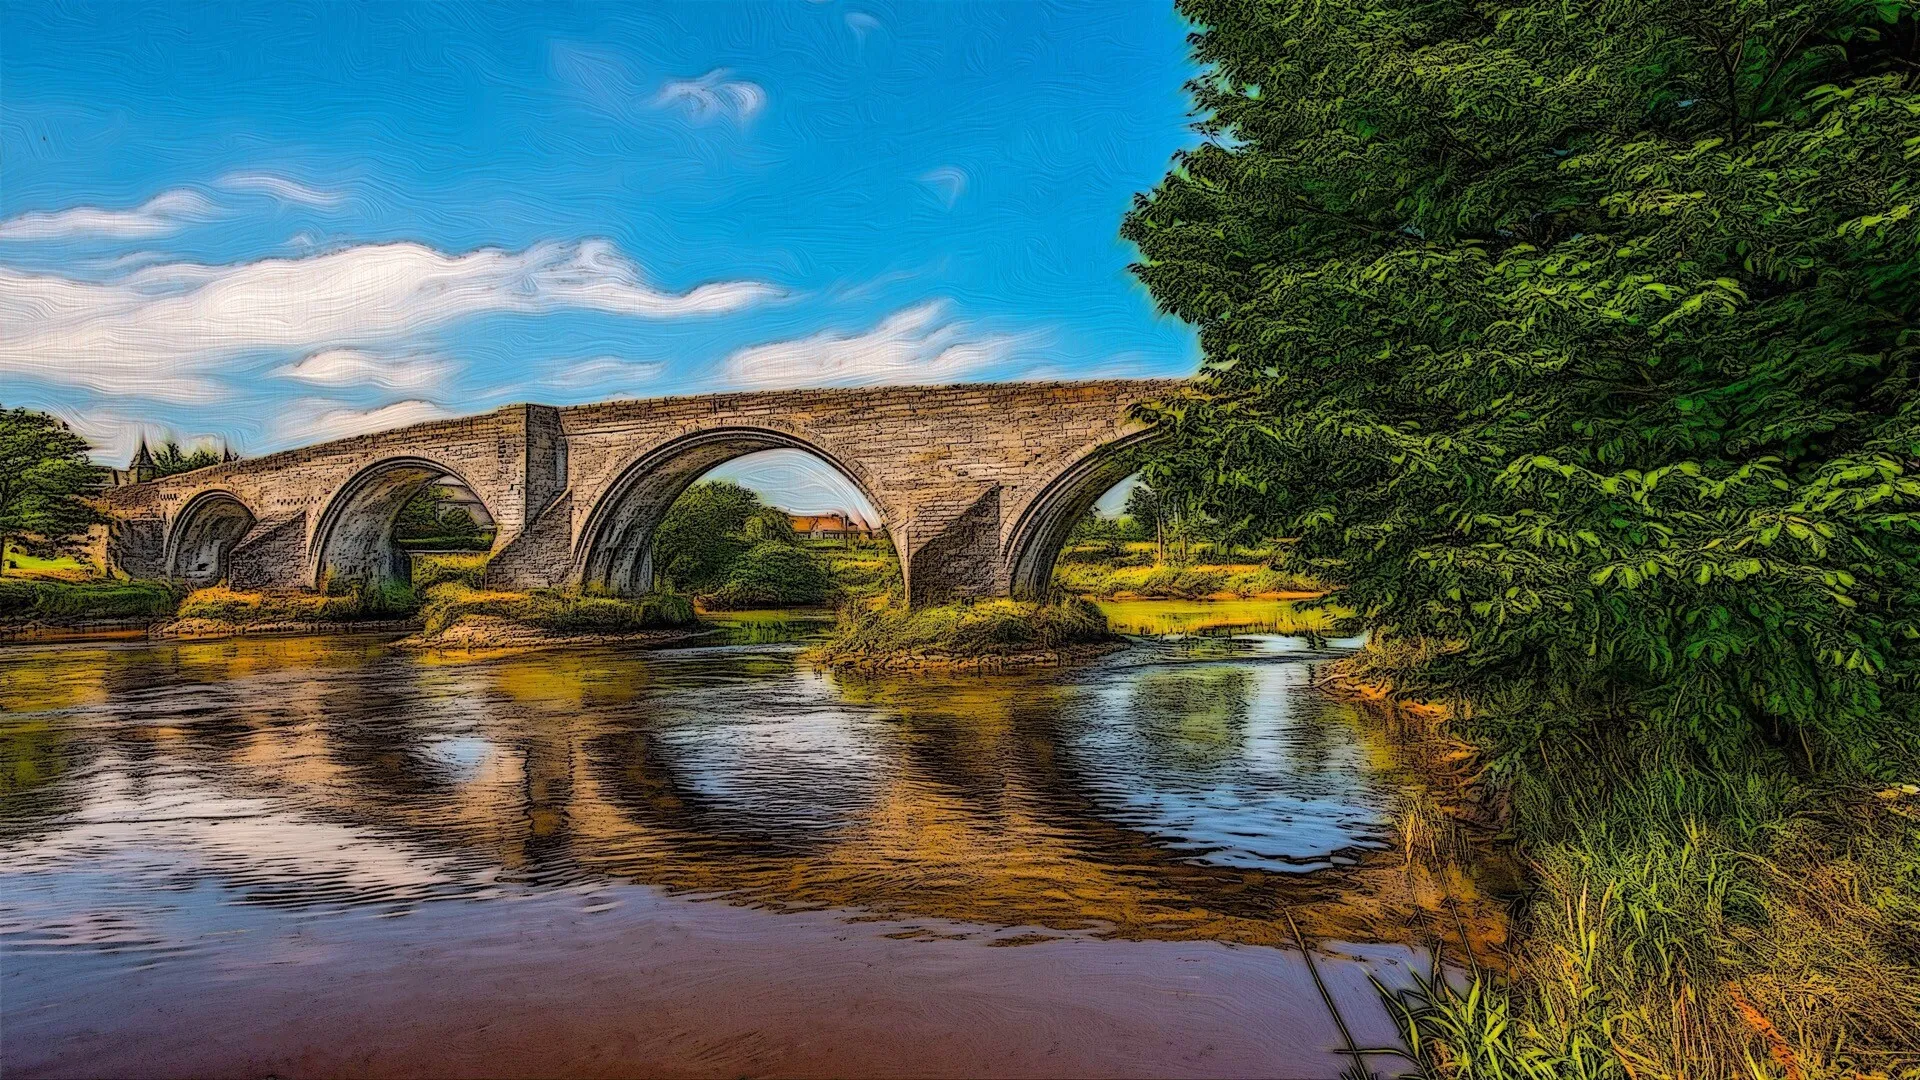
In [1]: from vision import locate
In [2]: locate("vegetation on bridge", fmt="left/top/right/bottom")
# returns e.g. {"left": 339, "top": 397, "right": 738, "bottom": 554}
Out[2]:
{"left": 1127, "top": 0, "right": 1920, "bottom": 1073}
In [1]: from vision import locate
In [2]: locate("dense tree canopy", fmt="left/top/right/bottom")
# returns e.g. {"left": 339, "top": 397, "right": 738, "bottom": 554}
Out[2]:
{"left": 0, "top": 407, "right": 103, "bottom": 575}
{"left": 653, "top": 480, "right": 766, "bottom": 591}
{"left": 393, "top": 484, "right": 489, "bottom": 548}
{"left": 1127, "top": 0, "right": 1920, "bottom": 770}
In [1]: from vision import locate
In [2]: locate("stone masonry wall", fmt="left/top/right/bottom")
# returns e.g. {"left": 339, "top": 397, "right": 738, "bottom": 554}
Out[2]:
{"left": 101, "top": 380, "right": 1184, "bottom": 601}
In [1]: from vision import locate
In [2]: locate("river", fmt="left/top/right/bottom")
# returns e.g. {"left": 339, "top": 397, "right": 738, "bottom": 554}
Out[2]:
{"left": 1, "top": 602, "right": 1467, "bottom": 1079}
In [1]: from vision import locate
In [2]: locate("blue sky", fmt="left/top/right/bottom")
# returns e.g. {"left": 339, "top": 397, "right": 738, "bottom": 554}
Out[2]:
{"left": 0, "top": 2, "right": 1199, "bottom": 514}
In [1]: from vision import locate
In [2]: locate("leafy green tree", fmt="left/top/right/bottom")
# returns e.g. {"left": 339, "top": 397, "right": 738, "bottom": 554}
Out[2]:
{"left": 652, "top": 480, "right": 763, "bottom": 591}
{"left": 0, "top": 408, "right": 103, "bottom": 577}
{"left": 393, "top": 485, "right": 487, "bottom": 547}
{"left": 150, "top": 441, "right": 221, "bottom": 478}
{"left": 1126, "top": 0, "right": 1920, "bottom": 769}
{"left": 743, "top": 506, "right": 798, "bottom": 545}
{"left": 1123, "top": 480, "right": 1170, "bottom": 563}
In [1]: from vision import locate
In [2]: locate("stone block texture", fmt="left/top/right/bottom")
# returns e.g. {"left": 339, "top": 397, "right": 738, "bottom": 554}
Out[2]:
{"left": 99, "top": 380, "right": 1181, "bottom": 603}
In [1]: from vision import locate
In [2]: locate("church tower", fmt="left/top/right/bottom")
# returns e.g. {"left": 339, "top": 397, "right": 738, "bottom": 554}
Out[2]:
{"left": 129, "top": 440, "right": 156, "bottom": 484}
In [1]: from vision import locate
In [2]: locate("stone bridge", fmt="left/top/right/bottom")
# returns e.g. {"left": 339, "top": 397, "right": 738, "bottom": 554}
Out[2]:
{"left": 99, "top": 380, "right": 1181, "bottom": 604}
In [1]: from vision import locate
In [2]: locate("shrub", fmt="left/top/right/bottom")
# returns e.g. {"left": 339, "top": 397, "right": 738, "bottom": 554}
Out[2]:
{"left": 0, "top": 578, "right": 180, "bottom": 620}
{"left": 412, "top": 552, "right": 488, "bottom": 592}
{"left": 177, "top": 581, "right": 418, "bottom": 624}
{"left": 418, "top": 583, "right": 695, "bottom": 637}
{"left": 814, "top": 596, "right": 1111, "bottom": 661}
{"left": 703, "top": 541, "right": 832, "bottom": 609}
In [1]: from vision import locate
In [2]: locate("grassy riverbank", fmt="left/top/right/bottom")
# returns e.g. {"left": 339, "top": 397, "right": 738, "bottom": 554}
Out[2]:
{"left": 0, "top": 577, "right": 181, "bottom": 623}
{"left": 809, "top": 597, "right": 1116, "bottom": 672}
{"left": 1327, "top": 661, "right": 1920, "bottom": 1079}
{"left": 1049, "top": 541, "right": 1320, "bottom": 600}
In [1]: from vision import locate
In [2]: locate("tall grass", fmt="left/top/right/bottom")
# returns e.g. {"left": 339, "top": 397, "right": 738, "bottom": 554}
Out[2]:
{"left": 812, "top": 596, "right": 1111, "bottom": 663}
{"left": 0, "top": 577, "right": 181, "bottom": 620}
{"left": 1379, "top": 739, "right": 1920, "bottom": 1079}
{"left": 177, "top": 580, "right": 418, "bottom": 624}
{"left": 411, "top": 552, "right": 489, "bottom": 591}
{"left": 417, "top": 583, "right": 695, "bottom": 637}
{"left": 1051, "top": 560, "right": 1320, "bottom": 599}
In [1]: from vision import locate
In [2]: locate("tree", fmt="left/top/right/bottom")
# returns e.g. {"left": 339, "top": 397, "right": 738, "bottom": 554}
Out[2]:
{"left": 743, "top": 506, "right": 797, "bottom": 545}
{"left": 1123, "top": 480, "right": 1169, "bottom": 564}
{"left": 150, "top": 441, "right": 221, "bottom": 478}
{"left": 0, "top": 408, "right": 104, "bottom": 576}
{"left": 652, "top": 480, "right": 764, "bottom": 591}
{"left": 393, "top": 484, "right": 487, "bottom": 547}
{"left": 1125, "top": 0, "right": 1920, "bottom": 768}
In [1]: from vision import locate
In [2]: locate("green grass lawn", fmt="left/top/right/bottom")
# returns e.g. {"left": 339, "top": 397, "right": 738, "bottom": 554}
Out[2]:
{"left": 1, "top": 544, "right": 97, "bottom": 581}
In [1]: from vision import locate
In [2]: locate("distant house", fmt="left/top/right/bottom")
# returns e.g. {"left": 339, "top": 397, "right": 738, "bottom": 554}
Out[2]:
{"left": 787, "top": 513, "right": 876, "bottom": 541}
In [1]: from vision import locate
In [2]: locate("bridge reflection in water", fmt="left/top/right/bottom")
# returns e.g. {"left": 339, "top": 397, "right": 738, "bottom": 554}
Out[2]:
{"left": 0, "top": 629, "right": 1503, "bottom": 1077}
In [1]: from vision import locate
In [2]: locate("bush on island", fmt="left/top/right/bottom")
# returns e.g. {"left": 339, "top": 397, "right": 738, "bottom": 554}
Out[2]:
{"left": 418, "top": 583, "right": 695, "bottom": 638}
{"left": 813, "top": 596, "right": 1111, "bottom": 663}
{"left": 702, "top": 541, "right": 833, "bottom": 609}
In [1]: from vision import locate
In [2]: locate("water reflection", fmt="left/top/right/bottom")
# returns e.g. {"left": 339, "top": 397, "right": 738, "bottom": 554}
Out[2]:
{"left": 1, "top": 629, "right": 1411, "bottom": 953}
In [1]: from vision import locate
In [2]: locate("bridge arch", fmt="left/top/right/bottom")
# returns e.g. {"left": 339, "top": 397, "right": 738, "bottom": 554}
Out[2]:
{"left": 309, "top": 456, "right": 496, "bottom": 589}
{"left": 575, "top": 426, "right": 892, "bottom": 596}
{"left": 165, "top": 490, "right": 256, "bottom": 587}
{"left": 1002, "top": 427, "right": 1163, "bottom": 600}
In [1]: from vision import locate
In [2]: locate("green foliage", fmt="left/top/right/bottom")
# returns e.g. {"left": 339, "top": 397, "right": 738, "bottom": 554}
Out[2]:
{"left": 393, "top": 485, "right": 488, "bottom": 548}
{"left": 809, "top": 539, "right": 903, "bottom": 602}
{"left": 814, "top": 597, "right": 1111, "bottom": 661}
{"left": 653, "top": 480, "right": 762, "bottom": 591}
{"left": 0, "top": 578, "right": 180, "bottom": 621}
{"left": 743, "top": 506, "right": 797, "bottom": 545}
{"left": 417, "top": 583, "right": 695, "bottom": 637}
{"left": 704, "top": 540, "right": 833, "bottom": 609}
{"left": 177, "top": 582, "right": 417, "bottom": 624}
{"left": 149, "top": 441, "right": 221, "bottom": 478}
{"left": 653, "top": 481, "right": 902, "bottom": 605}
{"left": 1384, "top": 760, "right": 1920, "bottom": 1076}
{"left": 1051, "top": 558, "right": 1320, "bottom": 599}
{"left": 1126, "top": 0, "right": 1920, "bottom": 771}
{"left": 0, "top": 407, "right": 104, "bottom": 574}
{"left": 411, "top": 552, "right": 489, "bottom": 592}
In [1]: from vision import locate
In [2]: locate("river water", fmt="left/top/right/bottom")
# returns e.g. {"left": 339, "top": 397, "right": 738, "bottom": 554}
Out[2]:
{"left": 1, "top": 606, "right": 1451, "bottom": 1079}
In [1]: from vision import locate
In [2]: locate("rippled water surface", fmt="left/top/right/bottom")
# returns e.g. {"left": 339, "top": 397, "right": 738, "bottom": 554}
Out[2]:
{"left": 2, "top": 611, "right": 1434, "bottom": 1078}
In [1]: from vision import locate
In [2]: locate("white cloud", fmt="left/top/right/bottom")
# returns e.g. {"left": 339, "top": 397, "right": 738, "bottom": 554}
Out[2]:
{"left": 0, "top": 189, "right": 218, "bottom": 241}
{"left": 271, "top": 399, "right": 456, "bottom": 446}
{"left": 274, "top": 349, "right": 457, "bottom": 390}
{"left": 216, "top": 172, "right": 346, "bottom": 208}
{"left": 543, "top": 356, "right": 666, "bottom": 389}
{"left": 654, "top": 69, "right": 767, "bottom": 124}
{"left": 722, "top": 301, "right": 1020, "bottom": 389}
{"left": 703, "top": 448, "right": 883, "bottom": 523}
{"left": 0, "top": 239, "right": 780, "bottom": 399}
{"left": 919, "top": 166, "right": 968, "bottom": 208}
